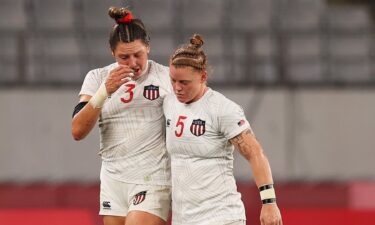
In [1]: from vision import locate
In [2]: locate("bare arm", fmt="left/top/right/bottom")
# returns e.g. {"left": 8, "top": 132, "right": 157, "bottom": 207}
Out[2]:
{"left": 230, "top": 129, "right": 282, "bottom": 225}
{"left": 230, "top": 129, "right": 273, "bottom": 186}
{"left": 71, "top": 94, "right": 101, "bottom": 141}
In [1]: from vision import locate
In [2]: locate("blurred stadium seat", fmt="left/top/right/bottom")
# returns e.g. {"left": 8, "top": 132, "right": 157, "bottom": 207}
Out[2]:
{"left": 285, "top": 35, "right": 325, "bottom": 82}
{"left": 131, "top": 0, "right": 173, "bottom": 32}
{"left": 80, "top": 0, "right": 125, "bottom": 31}
{"left": 231, "top": 0, "right": 273, "bottom": 32}
{"left": 232, "top": 33, "right": 278, "bottom": 83}
{"left": 0, "top": 0, "right": 373, "bottom": 86}
{"left": 279, "top": 0, "right": 324, "bottom": 32}
{"left": 0, "top": 35, "right": 19, "bottom": 82}
{"left": 328, "top": 35, "right": 372, "bottom": 82}
{"left": 180, "top": 0, "right": 224, "bottom": 32}
{"left": 148, "top": 33, "right": 175, "bottom": 65}
{"left": 31, "top": 0, "right": 77, "bottom": 31}
{"left": 81, "top": 33, "right": 113, "bottom": 69}
{"left": 0, "top": 0, "right": 27, "bottom": 32}
{"left": 327, "top": 5, "right": 371, "bottom": 31}
{"left": 26, "top": 34, "right": 85, "bottom": 83}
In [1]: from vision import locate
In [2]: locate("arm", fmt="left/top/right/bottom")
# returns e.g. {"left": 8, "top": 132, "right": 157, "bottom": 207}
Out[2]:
{"left": 230, "top": 129, "right": 282, "bottom": 225}
{"left": 71, "top": 65, "right": 134, "bottom": 141}
{"left": 71, "top": 94, "right": 101, "bottom": 141}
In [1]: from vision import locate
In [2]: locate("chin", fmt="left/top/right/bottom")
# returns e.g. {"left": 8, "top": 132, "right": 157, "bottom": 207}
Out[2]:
{"left": 176, "top": 96, "right": 186, "bottom": 103}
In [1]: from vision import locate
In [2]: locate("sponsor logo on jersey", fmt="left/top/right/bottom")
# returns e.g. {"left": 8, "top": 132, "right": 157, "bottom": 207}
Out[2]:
{"left": 102, "top": 201, "right": 111, "bottom": 209}
{"left": 238, "top": 119, "right": 246, "bottom": 126}
{"left": 143, "top": 85, "right": 160, "bottom": 100}
{"left": 133, "top": 191, "right": 147, "bottom": 205}
{"left": 190, "top": 119, "right": 206, "bottom": 136}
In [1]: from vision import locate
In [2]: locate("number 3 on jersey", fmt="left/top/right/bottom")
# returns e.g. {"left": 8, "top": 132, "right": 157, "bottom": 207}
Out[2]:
{"left": 175, "top": 116, "right": 187, "bottom": 137}
{"left": 121, "top": 84, "right": 135, "bottom": 103}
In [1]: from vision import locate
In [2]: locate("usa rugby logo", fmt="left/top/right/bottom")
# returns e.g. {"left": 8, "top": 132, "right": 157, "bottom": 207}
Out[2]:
{"left": 143, "top": 85, "right": 159, "bottom": 100}
{"left": 190, "top": 119, "right": 206, "bottom": 136}
{"left": 133, "top": 191, "right": 147, "bottom": 205}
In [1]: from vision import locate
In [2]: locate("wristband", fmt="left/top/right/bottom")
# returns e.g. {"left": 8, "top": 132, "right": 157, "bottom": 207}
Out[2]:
{"left": 89, "top": 82, "right": 108, "bottom": 108}
{"left": 259, "top": 184, "right": 276, "bottom": 204}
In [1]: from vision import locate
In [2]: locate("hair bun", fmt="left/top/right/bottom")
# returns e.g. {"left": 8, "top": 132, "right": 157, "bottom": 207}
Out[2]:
{"left": 189, "top": 34, "right": 204, "bottom": 49}
{"left": 108, "top": 6, "right": 132, "bottom": 21}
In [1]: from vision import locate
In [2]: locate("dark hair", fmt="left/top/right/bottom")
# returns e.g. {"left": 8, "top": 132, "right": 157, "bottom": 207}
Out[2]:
{"left": 108, "top": 7, "right": 150, "bottom": 51}
{"left": 170, "top": 34, "right": 207, "bottom": 72}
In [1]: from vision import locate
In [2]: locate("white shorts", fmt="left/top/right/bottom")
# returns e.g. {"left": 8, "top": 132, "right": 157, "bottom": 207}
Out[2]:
{"left": 208, "top": 220, "right": 246, "bottom": 225}
{"left": 225, "top": 220, "right": 246, "bottom": 225}
{"left": 99, "top": 170, "right": 171, "bottom": 221}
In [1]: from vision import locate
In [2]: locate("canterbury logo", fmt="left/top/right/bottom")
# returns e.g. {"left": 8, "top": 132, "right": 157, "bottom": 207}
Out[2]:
{"left": 102, "top": 201, "right": 111, "bottom": 209}
{"left": 133, "top": 191, "right": 147, "bottom": 205}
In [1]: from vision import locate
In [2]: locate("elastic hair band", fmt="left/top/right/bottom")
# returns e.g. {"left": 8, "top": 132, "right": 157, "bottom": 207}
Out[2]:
{"left": 117, "top": 13, "right": 134, "bottom": 24}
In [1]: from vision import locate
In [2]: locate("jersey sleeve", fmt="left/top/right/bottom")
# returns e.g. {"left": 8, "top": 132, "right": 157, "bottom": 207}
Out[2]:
{"left": 218, "top": 99, "right": 252, "bottom": 140}
{"left": 78, "top": 69, "right": 102, "bottom": 97}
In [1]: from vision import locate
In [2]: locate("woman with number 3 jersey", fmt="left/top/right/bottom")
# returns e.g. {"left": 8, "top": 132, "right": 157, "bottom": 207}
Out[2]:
{"left": 71, "top": 7, "right": 172, "bottom": 225}
{"left": 163, "top": 34, "right": 283, "bottom": 225}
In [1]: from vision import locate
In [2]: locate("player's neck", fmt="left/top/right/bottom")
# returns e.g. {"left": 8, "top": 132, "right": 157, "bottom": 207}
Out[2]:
{"left": 186, "top": 85, "right": 208, "bottom": 104}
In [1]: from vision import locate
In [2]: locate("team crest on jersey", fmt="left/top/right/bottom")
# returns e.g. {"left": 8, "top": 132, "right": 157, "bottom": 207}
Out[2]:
{"left": 143, "top": 85, "right": 160, "bottom": 100}
{"left": 190, "top": 119, "right": 206, "bottom": 136}
{"left": 133, "top": 191, "right": 147, "bottom": 205}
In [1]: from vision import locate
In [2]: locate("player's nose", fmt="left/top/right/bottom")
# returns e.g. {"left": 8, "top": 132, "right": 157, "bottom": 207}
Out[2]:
{"left": 128, "top": 56, "right": 137, "bottom": 67}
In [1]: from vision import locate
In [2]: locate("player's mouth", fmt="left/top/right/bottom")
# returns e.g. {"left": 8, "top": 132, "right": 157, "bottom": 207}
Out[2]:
{"left": 128, "top": 67, "right": 142, "bottom": 80}
{"left": 132, "top": 68, "right": 141, "bottom": 76}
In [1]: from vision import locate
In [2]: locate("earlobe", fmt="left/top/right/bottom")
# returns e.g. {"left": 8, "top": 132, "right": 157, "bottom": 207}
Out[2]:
{"left": 201, "top": 71, "right": 208, "bottom": 83}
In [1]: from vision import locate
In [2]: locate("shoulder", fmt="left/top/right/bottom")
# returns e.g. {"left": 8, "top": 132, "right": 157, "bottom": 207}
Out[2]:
{"left": 85, "top": 62, "right": 117, "bottom": 81}
{"left": 149, "top": 60, "right": 169, "bottom": 80}
{"left": 206, "top": 89, "right": 234, "bottom": 107}
{"left": 163, "top": 93, "right": 176, "bottom": 106}
{"left": 80, "top": 63, "right": 117, "bottom": 95}
{"left": 207, "top": 89, "right": 244, "bottom": 115}
{"left": 149, "top": 60, "right": 169, "bottom": 73}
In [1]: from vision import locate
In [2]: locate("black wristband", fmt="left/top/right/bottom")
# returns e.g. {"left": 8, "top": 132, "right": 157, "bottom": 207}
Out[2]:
{"left": 72, "top": 101, "right": 88, "bottom": 118}
{"left": 259, "top": 184, "right": 274, "bottom": 191}
{"left": 262, "top": 198, "right": 277, "bottom": 204}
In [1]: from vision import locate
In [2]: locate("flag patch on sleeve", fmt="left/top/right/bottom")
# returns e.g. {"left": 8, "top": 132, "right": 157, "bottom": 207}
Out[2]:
{"left": 237, "top": 119, "right": 245, "bottom": 126}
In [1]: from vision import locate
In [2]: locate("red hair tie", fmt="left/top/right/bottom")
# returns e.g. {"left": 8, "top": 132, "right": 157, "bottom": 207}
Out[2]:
{"left": 117, "top": 13, "right": 134, "bottom": 24}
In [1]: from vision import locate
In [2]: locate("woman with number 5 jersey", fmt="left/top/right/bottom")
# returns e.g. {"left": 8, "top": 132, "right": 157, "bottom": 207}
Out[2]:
{"left": 163, "top": 34, "right": 283, "bottom": 225}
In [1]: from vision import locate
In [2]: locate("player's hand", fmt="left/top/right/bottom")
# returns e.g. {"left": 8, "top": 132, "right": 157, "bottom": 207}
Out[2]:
{"left": 260, "top": 203, "right": 282, "bottom": 225}
{"left": 105, "top": 65, "right": 134, "bottom": 95}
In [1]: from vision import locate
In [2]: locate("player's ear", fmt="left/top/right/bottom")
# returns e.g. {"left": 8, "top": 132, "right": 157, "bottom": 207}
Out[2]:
{"left": 146, "top": 45, "right": 150, "bottom": 54}
{"left": 201, "top": 70, "right": 208, "bottom": 83}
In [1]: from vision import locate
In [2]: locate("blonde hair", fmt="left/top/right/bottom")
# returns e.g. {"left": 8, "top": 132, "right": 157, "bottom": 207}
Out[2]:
{"left": 170, "top": 34, "right": 208, "bottom": 71}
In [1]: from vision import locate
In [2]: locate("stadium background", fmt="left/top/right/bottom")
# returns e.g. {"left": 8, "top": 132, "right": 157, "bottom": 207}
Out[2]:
{"left": 1, "top": 0, "right": 375, "bottom": 224}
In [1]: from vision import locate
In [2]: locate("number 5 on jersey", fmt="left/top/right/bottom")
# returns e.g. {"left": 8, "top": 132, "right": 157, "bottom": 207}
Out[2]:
{"left": 175, "top": 116, "right": 187, "bottom": 137}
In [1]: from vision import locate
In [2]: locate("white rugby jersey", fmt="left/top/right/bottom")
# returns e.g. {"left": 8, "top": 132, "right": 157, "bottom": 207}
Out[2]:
{"left": 163, "top": 88, "right": 252, "bottom": 225}
{"left": 79, "top": 60, "right": 172, "bottom": 185}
